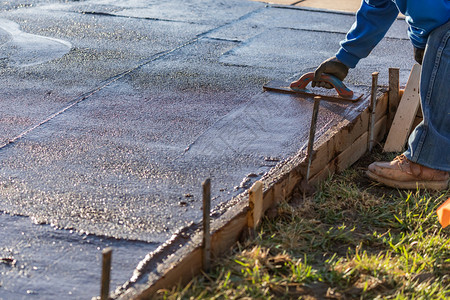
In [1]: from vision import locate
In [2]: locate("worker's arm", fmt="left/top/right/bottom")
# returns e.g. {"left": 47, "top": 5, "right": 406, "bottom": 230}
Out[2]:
{"left": 313, "top": 0, "right": 450, "bottom": 87}
{"left": 339, "top": 0, "right": 450, "bottom": 66}
{"left": 397, "top": 0, "right": 450, "bottom": 51}
{"left": 313, "top": 0, "right": 398, "bottom": 88}
{"left": 336, "top": 0, "right": 399, "bottom": 68}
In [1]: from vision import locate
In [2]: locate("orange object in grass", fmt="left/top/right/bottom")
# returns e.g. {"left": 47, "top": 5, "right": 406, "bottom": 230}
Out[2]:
{"left": 437, "top": 198, "right": 450, "bottom": 228}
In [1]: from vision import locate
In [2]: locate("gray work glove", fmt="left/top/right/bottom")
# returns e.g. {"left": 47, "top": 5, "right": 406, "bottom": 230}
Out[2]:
{"left": 313, "top": 57, "right": 349, "bottom": 89}
{"left": 414, "top": 47, "right": 424, "bottom": 65}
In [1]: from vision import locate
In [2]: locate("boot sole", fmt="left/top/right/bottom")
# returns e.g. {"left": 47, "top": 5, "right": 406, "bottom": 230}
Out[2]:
{"left": 366, "top": 170, "right": 449, "bottom": 191}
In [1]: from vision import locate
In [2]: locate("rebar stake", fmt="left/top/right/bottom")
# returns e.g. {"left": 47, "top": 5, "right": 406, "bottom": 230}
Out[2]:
{"left": 202, "top": 178, "right": 211, "bottom": 272}
{"left": 369, "top": 72, "right": 379, "bottom": 152}
{"left": 388, "top": 68, "right": 400, "bottom": 129}
{"left": 306, "top": 96, "right": 321, "bottom": 182}
{"left": 101, "top": 247, "right": 112, "bottom": 300}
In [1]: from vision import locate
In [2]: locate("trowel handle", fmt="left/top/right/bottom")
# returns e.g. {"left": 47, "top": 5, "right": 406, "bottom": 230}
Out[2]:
{"left": 290, "top": 72, "right": 354, "bottom": 98}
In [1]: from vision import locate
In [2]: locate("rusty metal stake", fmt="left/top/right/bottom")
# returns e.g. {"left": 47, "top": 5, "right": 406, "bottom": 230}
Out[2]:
{"left": 388, "top": 68, "right": 400, "bottom": 129}
{"left": 101, "top": 247, "right": 112, "bottom": 300}
{"left": 368, "top": 72, "right": 379, "bottom": 152}
{"left": 202, "top": 178, "right": 211, "bottom": 272}
{"left": 306, "top": 96, "right": 321, "bottom": 182}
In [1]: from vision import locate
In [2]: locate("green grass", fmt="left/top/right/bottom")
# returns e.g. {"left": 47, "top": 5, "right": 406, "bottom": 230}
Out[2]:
{"left": 157, "top": 152, "right": 450, "bottom": 299}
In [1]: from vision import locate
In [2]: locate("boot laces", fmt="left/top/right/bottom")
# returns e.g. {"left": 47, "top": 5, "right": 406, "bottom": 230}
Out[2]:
{"left": 394, "top": 154, "right": 411, "bottom": 173}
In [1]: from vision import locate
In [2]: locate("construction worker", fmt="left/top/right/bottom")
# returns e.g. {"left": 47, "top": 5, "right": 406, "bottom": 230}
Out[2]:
{"left": 313, "top": 0, "right": 450, "bottom": 191}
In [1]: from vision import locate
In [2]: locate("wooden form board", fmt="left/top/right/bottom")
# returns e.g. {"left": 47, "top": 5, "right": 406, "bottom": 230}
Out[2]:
{"left": 306, "top": 92, "right": 388, "bottom": 180}
{"left": 384, "top": 64, "right": 421, "bottom": 152}
{"left": 115, "top": 91, "right": 389, "bottom": 300}
{"left": 311, "top": 115, "right": 387, "bottom": 183}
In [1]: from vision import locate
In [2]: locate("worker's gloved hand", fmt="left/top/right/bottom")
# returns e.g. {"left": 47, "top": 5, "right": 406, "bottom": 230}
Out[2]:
{"left": 313, "top": 57, "right": 349, "bottom": 89}
{"left": 414, "top": 47, "right": 425, "bottom": 65}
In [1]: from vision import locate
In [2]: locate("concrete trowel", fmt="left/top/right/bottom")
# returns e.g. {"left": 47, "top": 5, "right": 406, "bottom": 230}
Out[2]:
{"left": 263, "top": 72, "right": 364, "bottom": 185}
{"left": 263, "top": 72, "right": 363, "bottom": 102}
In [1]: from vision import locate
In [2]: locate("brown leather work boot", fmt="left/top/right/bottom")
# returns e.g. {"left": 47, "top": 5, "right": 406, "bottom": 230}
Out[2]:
{"left": 366, "top": 155, "right": 449, "bottom": 190}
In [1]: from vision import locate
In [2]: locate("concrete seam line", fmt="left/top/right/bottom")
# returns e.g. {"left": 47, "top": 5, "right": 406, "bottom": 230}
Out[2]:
{"left": 0, "top": 4, "right": 269, "bottom": 150}
{"left": 0, "top": 38, "right": 199, "bottom": 151}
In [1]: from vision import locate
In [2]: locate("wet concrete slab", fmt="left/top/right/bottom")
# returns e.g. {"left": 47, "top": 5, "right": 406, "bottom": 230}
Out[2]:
{"left": 219, "top": 26, "right": 415, "bottom": 86}
{"left": 0, "top": 0, "right": 415, "bottom": 298}
{"left": 207, "top": 6, "right": 414, "bottom": 86}
{"left": 0, "top": 36, "right": 293, "bottom": 243}
{"left": 0, "top": 6, "right": 213, "bottom": 146}
{"left": 207, "top": 5, "right": 408, "bottom": 42}
{"left": 0, "top": 212, "right": 152, "bottom": 300}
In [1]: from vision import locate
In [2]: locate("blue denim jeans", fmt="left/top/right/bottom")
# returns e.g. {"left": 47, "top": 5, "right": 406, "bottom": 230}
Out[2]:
{"left": 404, "top": 20, "right": 450, "bottom": 172}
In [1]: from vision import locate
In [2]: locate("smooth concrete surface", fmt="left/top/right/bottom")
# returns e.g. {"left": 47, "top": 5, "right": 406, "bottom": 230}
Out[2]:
{"left": 0, "top": 1, "right": 415, "bottom": 298}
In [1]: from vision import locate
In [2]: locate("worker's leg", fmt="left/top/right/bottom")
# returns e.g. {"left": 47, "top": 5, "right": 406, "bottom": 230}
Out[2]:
{"left": 404, "top": 20, "right": 450, "bottom": 172}
{"left": 366, "top": 21, "right": 449, "bottom": 190}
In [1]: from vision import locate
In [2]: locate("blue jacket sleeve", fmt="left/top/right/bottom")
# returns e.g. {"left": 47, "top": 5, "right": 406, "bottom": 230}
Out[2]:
{"left": 336, "top": 0, "right": 399, "bottom": 68}
{"left": 400, "top": 0, "right": 450, "bottom": 50}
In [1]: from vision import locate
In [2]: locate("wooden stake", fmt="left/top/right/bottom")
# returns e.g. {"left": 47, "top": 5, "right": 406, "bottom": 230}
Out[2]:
{"left": 248, "top": 181, "right": 264, "bottom": 229}
{"left": 101, "top": 247, "right": 112, "bottom": 300}
{"left": 384, "top": 64, "right": 421, "bottom": 152}
{"left": 368, "top": 72, "right": 379, "bottom": 152}
{"left": 202, "top": 178, "right": 211, "bottom": 272}
{"left": 388, "top": 68, "right": 400, "bottom": 129}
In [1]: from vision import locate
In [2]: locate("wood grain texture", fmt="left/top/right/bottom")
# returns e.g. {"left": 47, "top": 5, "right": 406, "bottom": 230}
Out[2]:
{"left": 384, "top": 64, "right": 421, "bottom": 152}
{"left": 248, "top": 181, "right": 264, "bottom": 229}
